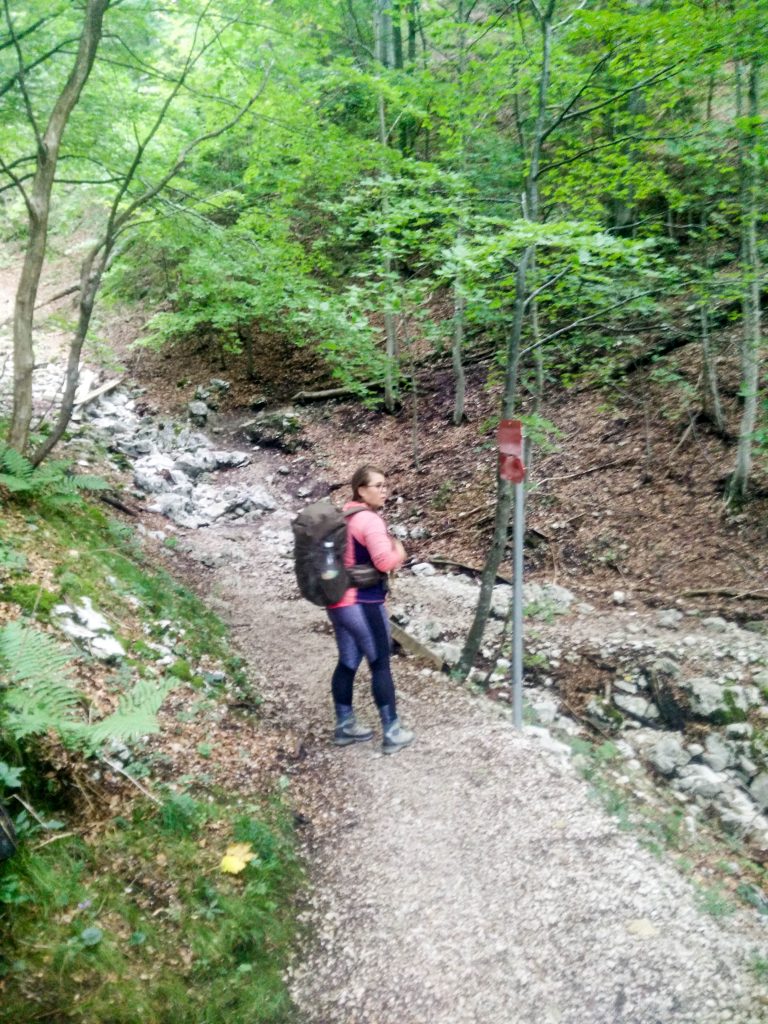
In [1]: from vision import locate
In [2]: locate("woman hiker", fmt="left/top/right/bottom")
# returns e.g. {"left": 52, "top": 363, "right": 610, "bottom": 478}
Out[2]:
{"left": 326, "top": 464, "right": 414, "bottom": 755}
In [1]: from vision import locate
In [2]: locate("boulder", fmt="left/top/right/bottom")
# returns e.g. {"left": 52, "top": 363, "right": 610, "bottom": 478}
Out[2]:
{"left": 675, "top": 764, "right": 728, "bottom": 801}
{"left": 648, "top": 734, "right": 691, "bottom": 776}
{"left": 656, "top": 608, "right": 684, "bottom": 629}
{"left": 680, "top": 676, "right": 760, "bottom": 720}
{"left": 242, "top": 408, "right": 304, "bottom": 452}
{"left": 702, "top": 732, "right": 737, "bottom": 773}
{"left": 749, "top": 773, "right": 768, "bottom": 811}
{"left": 173, "top": 450, "right": 218, "bottom": 477}
{"left": 188, "top": 400, "right": 209, "bottom": 425}
{"left": 90, "top": 634, "right": 126, "bottom": 662}
{"left": 613, "top": 693, "right": 660, "bottom": 723}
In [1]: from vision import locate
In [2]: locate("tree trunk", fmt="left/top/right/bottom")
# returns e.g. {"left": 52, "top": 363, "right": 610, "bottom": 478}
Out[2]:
{"left": 456, "top": 248, "right": 532, "bottom": 679}
{"left": 375, "top": 1, "right": 398, "bottom": 412}
{"left": 7, "top": 0, "right": 109, "bottom": 453}
{"left": 728, "top": 57, "right": 762, "bottom": 503}
{"left": 451, "top": 288, "right": 467, "bottom": 425}
{"left": 451, "top": 1, "right": 468, "bottom": 427}
{"left": 32, "top": 243, "right": 108, "bottom": 465}
{"left": 697, "top": 212, "right": 724, "bottom": 431}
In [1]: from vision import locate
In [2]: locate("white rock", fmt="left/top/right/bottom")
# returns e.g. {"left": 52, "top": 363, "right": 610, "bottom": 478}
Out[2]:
{"left": 675, "top": 764, "right": 728, "bottom": 800}
{"left": 614, "top": 694, "right": 660, "bottom": 722}
{"left": 411, "top": 562, "right": 437, "bottom": 577}
{"left": 648, "top": 735, "right": 691, "bottom": 776}
{"left": 90, "top": 634, "right": 126, "bottom": 661}
{"left": 72, "top": 596, "right": 112, "bottom": 634}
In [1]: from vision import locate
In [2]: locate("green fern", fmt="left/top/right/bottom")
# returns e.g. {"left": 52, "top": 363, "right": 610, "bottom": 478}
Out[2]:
{"left": 0, "top": 621, "right": 170, "bottom": 752}
{"left": 0, "top": 445, "right": 108, "bottom": 508}
{"left": 1, "top": 619, "right": 75, "bottom": 683}
{"left": 0, "top": 445, "right": 34, "bottom": 481}
{"left": 0, "top": 621, "right": 83, "bottom": 740}
{"left": 87, "top": 679, "right": 172, "bottom": 745}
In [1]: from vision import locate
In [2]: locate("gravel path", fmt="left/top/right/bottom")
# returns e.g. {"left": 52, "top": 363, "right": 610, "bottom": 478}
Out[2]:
{"left": 2, "top": 255, "right": 766, "bottom": 1023}
{"left": 176, "top": 453, "right": 768, "bottom": 1024}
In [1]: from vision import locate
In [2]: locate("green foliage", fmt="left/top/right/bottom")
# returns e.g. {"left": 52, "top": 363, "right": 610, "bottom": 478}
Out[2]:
{"left": 0, "top": 445, "right": 108, "bottom": 511}
{"left": 0, "top": 762, "right": 23, "bottom": 790}
{"left": 694, "top": 883, "right": 737, "bottom": 919}
{"left": 0, "top": 583, "right": 58, "bottom": 618}
{"left": 0, "top": 798, "right": 300, "bottom": 1022}
{"left": 0, "top": 621, "right": 171, "bottom": 753}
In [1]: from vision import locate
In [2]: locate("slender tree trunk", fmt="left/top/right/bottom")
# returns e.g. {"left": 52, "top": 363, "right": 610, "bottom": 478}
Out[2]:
{"left": 457, "top": 248, "right": 532, "bottom": 679}
{"left": 729, "top": 57, "right": 762, "bottom": 503}
{"left": 699, "top": 302, "right": 724, "bottom": 431}
{"left": 32, "top": 243, "right": 108, "bottom": 464}
{"left": 452, "top": 289, "right": 467, "bottom": 425}
{"left": 451, "top": 0, "right": 468, "bottom": 426}
{"left": 696, "top": 213, "right": 723, "bottom": 430}
{"left": 8, "top": 0, "right": 109, "bottom": 452}
{"left": 375, "top": 1, "right": 398, "bottom": 412}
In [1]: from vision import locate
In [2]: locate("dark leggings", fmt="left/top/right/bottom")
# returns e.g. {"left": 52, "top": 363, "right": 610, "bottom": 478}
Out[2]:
{"left": 327, "top": 602, "right": 396, "bottom": 713}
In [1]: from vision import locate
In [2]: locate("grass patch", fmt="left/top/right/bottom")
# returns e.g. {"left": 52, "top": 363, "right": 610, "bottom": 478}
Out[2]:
{"left": 0, "top": 794, "right": 301, "bottom": 1023}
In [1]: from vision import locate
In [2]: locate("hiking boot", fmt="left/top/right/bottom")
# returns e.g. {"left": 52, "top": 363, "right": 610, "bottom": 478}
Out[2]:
{"left": 381, "top": 717, "right": 414, "bottom": 755}
{"left": 333, "top": 709, "right": 374, "bottom": 746}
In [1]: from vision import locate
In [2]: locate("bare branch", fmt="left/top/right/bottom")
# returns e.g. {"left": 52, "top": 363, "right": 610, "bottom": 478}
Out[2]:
{"left": 0, "top": 36, "right": 81, "bottom": 99}
{"left": 113, "top": 60, "right": 274, "bottom": 238}
{"left": 539, "top": 46, "right": 617, "bottom": 144}
{"left": 518, "top": 287, "right": 660, "bottom": 357}
{"left": 554, "top": 0, "right": 586, "bottom": 32}
{"left": 550, "top": 59, "right": 690, "bottom": 133}
{"left": 0, "top": 154, "right": 32, "bottom": 210}
{"left": 2, "top": 0, "right": 43, "bottom": 145}
{"left": 0, "top": 8, "right": 67, "bottom": 52}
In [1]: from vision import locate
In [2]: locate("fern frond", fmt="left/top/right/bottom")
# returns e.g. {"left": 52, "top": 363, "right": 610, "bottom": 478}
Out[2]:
{"left": 73, "top": 474, "right": 110, "bottom": 492}
{"left": 87, "top": 679, "right": 172, "bottom": 745}
{"left": 0, "top": 622, "right": 82, "bottom": 740}
{"left": 0, "top": 445, "right": 34, "bottom": 480}
{"left": 41, "top": 492, "right": 82, "bottom": 509}
{"left": 0, "top": 621, "right": 75, "bottom": 684}
{"left": 0, "top": 473, "right": 34, "bottom": 493}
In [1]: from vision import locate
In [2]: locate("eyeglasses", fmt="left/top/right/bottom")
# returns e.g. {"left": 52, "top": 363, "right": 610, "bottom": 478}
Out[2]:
{"left": 364, "top": 482, "right": 388, "bottom": 490}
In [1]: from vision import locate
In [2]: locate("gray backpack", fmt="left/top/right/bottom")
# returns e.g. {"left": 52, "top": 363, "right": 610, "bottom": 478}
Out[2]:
{"left": 292, "top": 500, "right": 383, "bottom": 606}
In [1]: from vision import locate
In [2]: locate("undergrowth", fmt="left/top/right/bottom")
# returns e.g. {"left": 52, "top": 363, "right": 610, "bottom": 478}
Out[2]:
{"left": 0, "top": 459, "right": 300, "bottom": 1022}
{"left": 0, "top": 793, "right": 300, "bottom": 1023}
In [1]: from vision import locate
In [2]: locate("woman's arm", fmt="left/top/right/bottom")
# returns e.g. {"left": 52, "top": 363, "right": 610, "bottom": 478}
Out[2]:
{"left": 354, "top": 512, "right": 405, "bottom": 573}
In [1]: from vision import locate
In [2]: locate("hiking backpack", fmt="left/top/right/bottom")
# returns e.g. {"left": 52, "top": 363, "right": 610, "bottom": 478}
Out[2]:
{"left": 292, "top": 500, "right": 384, "bottom": 606}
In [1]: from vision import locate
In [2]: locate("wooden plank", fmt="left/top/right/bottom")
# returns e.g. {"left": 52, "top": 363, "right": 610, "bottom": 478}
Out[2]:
{"left": 390, "top": 622, "right": 445, "bottom": 671}
{"left": 74, "top": 375, "right": 125, "bottom": 408}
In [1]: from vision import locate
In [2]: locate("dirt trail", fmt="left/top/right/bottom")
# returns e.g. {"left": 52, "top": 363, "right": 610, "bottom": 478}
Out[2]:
{"left": 0, "top": 257, "right": 766, "bottom": 1023}
{"left": 179, "top": 454, "right": 768, "bottom": 1024}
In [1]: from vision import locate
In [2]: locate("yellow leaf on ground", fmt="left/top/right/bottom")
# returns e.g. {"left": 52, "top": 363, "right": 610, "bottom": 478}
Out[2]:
{"left": 220, "top": 842, "right": 256, "bottom": 874}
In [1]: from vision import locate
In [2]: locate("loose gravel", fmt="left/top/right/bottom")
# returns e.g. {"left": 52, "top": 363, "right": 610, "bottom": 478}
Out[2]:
{"left": 176, "top": 452, "right": 768, "bottom": 1024}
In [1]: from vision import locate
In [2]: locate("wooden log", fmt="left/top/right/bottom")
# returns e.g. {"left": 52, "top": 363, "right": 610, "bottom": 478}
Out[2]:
{"left": 74, "top": 375, "right": 125, "bottom": 408}
{"left": 291, "top": 382, "right": 382, "bottom": 403}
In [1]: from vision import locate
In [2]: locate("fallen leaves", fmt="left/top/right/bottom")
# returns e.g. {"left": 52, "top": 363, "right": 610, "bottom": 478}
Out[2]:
{"left": 219, "top": 842, "right": 256, "bottom": 875}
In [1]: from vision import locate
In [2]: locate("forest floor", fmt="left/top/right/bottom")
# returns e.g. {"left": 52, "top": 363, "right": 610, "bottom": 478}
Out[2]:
{"left": 117, "top": 326, "right": 768, "bottom": 1023}
{"left": 4, "top": 261, "right": 768, "bottom": 1021}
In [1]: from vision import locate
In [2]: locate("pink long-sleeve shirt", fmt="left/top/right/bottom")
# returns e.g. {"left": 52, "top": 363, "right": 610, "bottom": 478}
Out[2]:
{"left": 327, "top": 501, "right": 404, "bottom": 609}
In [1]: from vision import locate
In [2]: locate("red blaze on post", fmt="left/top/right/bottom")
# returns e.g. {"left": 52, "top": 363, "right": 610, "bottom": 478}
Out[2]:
{"left": 497, "top": 419, "right": 526, "bottom": 483}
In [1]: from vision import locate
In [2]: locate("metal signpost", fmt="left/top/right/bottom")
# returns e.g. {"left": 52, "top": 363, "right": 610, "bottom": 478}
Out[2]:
{"left": 497, "top": 420, "right": 526, "bottom": 730}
